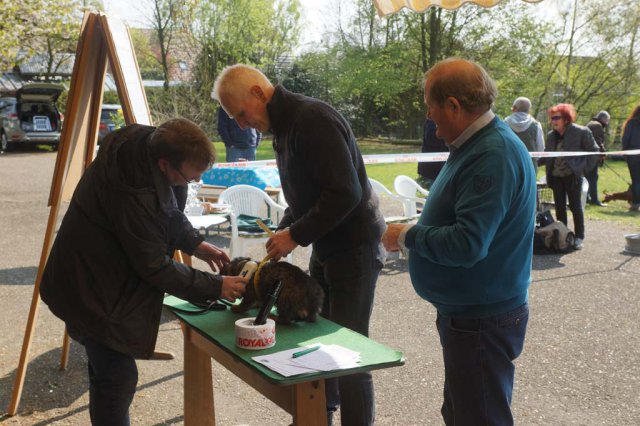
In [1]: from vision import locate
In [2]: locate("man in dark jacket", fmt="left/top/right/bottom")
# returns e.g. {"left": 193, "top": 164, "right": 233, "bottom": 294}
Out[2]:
{"left": 417, "top": 118, "right": 447, "bottom": 188}
{"left": 217, "top": 106, "right": 261, "bottom": 161}
{"left": 585, "top": 110, "right": 610, "bottom": 206}
{"left": 213, "top": 65, "right": 386, "bottom": 426}
{"left": 40, "top": 118, "right": 247, "bottom": 426}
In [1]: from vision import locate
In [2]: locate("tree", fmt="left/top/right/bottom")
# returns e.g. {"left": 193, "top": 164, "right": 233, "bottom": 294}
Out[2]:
{"left": 0, "top": 0, "right": 89, "bottom": 74}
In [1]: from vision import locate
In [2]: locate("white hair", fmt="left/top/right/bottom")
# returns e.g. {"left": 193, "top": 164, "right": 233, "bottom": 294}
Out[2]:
{"left": 512, "top": 97, "right": 532, "bottom": 113}
{"left": 212, "top": 64, "right": 272, "bottom": 104}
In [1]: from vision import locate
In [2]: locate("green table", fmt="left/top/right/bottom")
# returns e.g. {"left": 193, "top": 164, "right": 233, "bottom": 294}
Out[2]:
{"left": 164, "top": 296, "right": 404, "bottom": 425}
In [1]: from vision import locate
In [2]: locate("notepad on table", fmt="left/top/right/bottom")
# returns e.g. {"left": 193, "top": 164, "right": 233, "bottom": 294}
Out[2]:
{"left": 252, "top": 344, "right": 361, "bottom": 377}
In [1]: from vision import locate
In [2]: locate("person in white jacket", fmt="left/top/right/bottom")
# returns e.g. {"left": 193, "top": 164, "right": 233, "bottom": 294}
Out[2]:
{"left": 505, "top": 97, "right": 544, "bottom": 173}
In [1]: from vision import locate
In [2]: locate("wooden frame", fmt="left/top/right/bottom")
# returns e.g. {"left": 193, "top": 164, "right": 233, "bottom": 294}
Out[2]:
{"left": 7, "top": 11, "right": 151, "bottom": 416}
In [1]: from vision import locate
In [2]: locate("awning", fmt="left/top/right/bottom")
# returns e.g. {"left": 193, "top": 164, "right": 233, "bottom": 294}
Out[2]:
{"left": 373, "top": 0, "right": 544, "bottom": 16}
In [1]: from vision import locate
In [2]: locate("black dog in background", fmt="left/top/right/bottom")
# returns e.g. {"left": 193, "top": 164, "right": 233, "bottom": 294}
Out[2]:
{"left": 221, "top": 257, "right": 324, "bottom": 324}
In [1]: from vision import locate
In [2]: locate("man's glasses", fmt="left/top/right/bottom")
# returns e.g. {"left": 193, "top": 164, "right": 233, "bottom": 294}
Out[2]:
{"left": 551, "top": 116, "right": 563, "bottom": 121}
{"left": 171, "top": 163, "right": 199, "bottom": 184}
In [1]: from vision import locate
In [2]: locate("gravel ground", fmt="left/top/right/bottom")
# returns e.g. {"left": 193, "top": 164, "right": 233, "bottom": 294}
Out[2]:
{"left": 1, "top": 149, "right": 639, "bottom": 425}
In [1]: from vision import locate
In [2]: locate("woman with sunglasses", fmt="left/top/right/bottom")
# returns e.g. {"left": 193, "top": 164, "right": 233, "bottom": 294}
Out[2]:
{"left": 543, "top": 104, "right": 599, "bottom": 250}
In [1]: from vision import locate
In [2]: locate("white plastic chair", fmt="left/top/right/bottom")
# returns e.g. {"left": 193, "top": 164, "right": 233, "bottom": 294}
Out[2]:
{"left": 368, "top": 178, "right": 420, "bottom": 224}
{"left": 218, "top": 185, "right": 291, "bottom": 261}
{"left": 393, "top": 175, "right": 429, "bottom": 217}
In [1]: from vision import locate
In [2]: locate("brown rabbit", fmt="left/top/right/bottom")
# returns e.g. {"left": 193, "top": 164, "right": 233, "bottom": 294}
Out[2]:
{"left": 221, "top": 257, "right": 324, "bottom": 324}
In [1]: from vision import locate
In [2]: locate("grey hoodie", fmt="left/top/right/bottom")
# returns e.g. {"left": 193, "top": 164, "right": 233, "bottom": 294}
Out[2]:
{"left": 505, "top": 112, "right": 545, "bottom": 152}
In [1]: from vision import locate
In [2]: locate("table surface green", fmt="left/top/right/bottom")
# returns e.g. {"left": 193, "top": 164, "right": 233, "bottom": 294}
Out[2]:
{"left": 164, "top": 295, "right": 405, "bottom": 385}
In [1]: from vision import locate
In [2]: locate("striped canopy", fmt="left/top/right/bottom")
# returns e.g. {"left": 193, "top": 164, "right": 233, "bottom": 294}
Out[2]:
{"left": 373, "top": 0, "right": 544, "bottom": 16}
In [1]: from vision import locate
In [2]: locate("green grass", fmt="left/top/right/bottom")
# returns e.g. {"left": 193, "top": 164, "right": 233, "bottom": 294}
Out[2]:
{"left": 213, "top": 138, "right": 639, "bottom": 227}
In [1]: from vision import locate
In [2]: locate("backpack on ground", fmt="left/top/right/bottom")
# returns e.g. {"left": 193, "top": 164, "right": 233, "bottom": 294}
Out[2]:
{"left": 533, "top": 211, "right": 575, "bottom": 254}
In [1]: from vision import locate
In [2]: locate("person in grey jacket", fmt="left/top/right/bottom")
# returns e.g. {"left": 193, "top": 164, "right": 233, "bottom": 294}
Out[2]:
{"left": 585, "top": 111, "right": 610, "bottom": 206}
{"left": 40, "top": 119, "right": 247, "bottom": 426}
{"left": 543, "top": 104, "right": 599, "bottom": 250}
{"left": 622, "top": 105, "right": 640, "bottom": 211}
{"left": 504, "top": 96, "right": 545, "bottom": 174}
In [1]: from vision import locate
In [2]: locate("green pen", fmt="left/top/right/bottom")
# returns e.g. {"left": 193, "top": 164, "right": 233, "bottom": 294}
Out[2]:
{"left": 292, "top": 345, "right": 321, "bottom": 358}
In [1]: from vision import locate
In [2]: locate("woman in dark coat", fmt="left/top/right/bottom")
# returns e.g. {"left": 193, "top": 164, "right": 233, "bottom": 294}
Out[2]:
{"left": 543, "top": 103, "right": 599, "bottom": 250}
{"left": 622, "top": 105, "right": 640, "bottom": 211}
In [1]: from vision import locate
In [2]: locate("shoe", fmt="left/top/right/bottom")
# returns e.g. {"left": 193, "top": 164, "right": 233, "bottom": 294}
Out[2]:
{"left": 573, "top": 238, "right": 584, "bottom": 250}
{"left": 630, "top": 204, "right": 640, "bottom": 212}
{"left": 588, "top": 200, "right": 607, "bottom": 206}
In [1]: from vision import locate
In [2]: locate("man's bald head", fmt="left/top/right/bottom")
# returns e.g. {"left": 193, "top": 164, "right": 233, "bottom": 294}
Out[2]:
{"left": 424, "top": 58, "right": 497, "bottom": 114}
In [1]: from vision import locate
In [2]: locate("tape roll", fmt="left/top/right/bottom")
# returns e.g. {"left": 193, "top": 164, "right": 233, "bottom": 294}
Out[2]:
{"left": 235, "top": 317, "right": 276, "bottom": 350}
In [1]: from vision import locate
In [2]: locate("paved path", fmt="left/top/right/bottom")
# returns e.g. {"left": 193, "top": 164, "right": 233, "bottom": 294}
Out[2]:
{"left": 1, "top": 150, "right": 639, "bottom": 425}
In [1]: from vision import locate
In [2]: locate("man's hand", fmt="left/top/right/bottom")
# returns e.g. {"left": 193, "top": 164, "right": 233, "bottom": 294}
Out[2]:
{"left": 220, "top": 276, "right": 248, "bottom": 302}
{"left": 265, "top": 228, "right": 298, "bottom": 260}
{"left": 382, "top": 223, "right": 410, "bottom": 252}
{"left": 193, "top": 241, "right": 230, "bottom": 272}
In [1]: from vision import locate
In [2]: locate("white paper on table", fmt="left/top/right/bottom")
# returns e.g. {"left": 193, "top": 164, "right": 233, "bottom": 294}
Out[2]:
{"left": 252, "top": 344, "right": 361, "bottom": 377}
{"left": 290, "top": 344, "right": 361, "bottom": 371}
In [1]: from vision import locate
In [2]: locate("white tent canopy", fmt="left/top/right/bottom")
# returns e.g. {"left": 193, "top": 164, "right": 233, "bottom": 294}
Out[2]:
{"left": 373, "top": 0, "right": 544, "bottom": 16}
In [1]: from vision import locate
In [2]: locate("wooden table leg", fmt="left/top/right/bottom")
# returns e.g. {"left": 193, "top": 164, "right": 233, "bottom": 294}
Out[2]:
{"left": 292, "top": 379, "right": 327, "bottom": 426}
{"left": 183, "top": 325, "right": 215, "bottom": 426}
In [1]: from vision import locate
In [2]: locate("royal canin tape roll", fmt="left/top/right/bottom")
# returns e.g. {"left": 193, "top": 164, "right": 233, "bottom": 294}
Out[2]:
{"left": 235, "top": 317, "right": 276, "bottom": 350}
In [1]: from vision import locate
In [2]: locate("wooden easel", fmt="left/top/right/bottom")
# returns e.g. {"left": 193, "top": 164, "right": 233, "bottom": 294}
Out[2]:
{"left": 7, "top": 11, "right": 152, "bottom": 416}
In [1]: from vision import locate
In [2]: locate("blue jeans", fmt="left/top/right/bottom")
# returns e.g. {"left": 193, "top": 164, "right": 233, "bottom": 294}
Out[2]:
{"left": 585, "top": 166, "right": 600, "bottom": 203}
{"left": 226, "top": 146, "right": 256, "bottom": 162}
{"left": 68, "top": 327, "right": 138, "bottom": 426}
{"left": 309, "top": 243, "right": 384, "bottom": 426}
{"left": 436, "top": 303, "right": 529, "bottom": 426}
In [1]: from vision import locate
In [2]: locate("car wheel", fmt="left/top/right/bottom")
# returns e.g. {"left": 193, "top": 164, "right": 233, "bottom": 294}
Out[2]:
{"left": 1, "top": 132, "right": 11, "bottom": 152}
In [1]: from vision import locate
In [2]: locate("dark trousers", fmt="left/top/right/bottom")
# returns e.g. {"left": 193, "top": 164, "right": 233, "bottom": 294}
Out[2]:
{"left": 309, "top": 243, "right": 384, "bottom": 426}
{"left": 68, "top": 327, "right": 138, "bottom": 426}
{"left": 584, "top": 166, "right": 600, "bottom": 203}
{"left": 628, "top": 156, "right": 640, "bottom": 205}
{"left": 551, "top": 175, "right": 585, "bottom": 239}
{"left": 436, "top": 303, "right": 529, "bottom": 426}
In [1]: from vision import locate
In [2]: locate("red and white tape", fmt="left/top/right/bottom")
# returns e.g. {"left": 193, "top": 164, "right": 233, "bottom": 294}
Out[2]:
{"left": 212, "top": 149, "right": 640, "bottom": 168}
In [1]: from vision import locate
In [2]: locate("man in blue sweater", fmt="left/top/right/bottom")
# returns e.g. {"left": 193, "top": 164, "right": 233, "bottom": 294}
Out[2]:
{"left": 383, "top": 58, "right": 536, "bottom": 425}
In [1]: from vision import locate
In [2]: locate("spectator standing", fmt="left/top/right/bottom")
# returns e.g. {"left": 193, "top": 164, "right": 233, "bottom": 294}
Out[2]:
{"left": 217, "top": 105, "right": 262, "bottom": 162}
{"left": 213, "top": 64, "right": 386, "bottom": 426}
{"left": 622, "top": 105, "right": 640, "bottom": 211}
{"left": 39, "top": 119, "right": 247, "bottom": 425}
{"left": 382, "top": 58, "right": 536, "bottom": 426}
{"left": 504, "top": 96, "right": 545, "bottom": 175}
{"left": 543, "top": 104, "right": 599, "bottom": 250}
{"left": 585, "top": 111, "right": 610, "bottom": 206}
{"left": 417, "top": 117, "right": 447, "bottom": 188}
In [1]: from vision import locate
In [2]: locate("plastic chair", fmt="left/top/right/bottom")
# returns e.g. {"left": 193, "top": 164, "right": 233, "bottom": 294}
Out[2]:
{"left": 218, "top": 185, "right": 291, "bottom": 262}
{"left": 580, "top": 177, "right": 589, "bottom": 211}
{"left": 393, "top": 175, "right": 429, "bottom": 217}
{"left": 368, "top": 178, "right": 420, "bottom": 224}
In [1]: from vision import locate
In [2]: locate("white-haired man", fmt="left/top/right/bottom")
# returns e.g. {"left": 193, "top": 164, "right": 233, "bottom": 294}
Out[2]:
{"left": 213, "top": 64, "right": 386, "bottom": 426}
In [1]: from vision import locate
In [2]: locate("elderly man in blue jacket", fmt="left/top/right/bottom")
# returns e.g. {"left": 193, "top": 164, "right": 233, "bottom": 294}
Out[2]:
{"left": 383, "top": 58, "right": 536, "bottom": 426}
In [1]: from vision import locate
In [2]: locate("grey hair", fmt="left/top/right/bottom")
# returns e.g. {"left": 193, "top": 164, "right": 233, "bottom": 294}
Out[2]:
{"left": 595, "top": 110, "right": 610, "bottom": 124}
{"left": 512, "top": 97, "right": 532, "bottom": 113}
{"left": 212, "top": 64, "right": 272, "bottom": 104}
{"left": 424, "top": 58, "right": 497, "bottom": 113}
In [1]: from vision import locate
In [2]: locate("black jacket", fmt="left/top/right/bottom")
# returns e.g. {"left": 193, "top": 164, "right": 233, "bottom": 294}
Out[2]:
{"left": 40, "top": 124, "right": 222, "bottom": 358}
{"left": 268, "top": 86, "right": 385, "bottom": 260}
{"left": 623, "top": 118, "right": 640, "bottom": 150}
